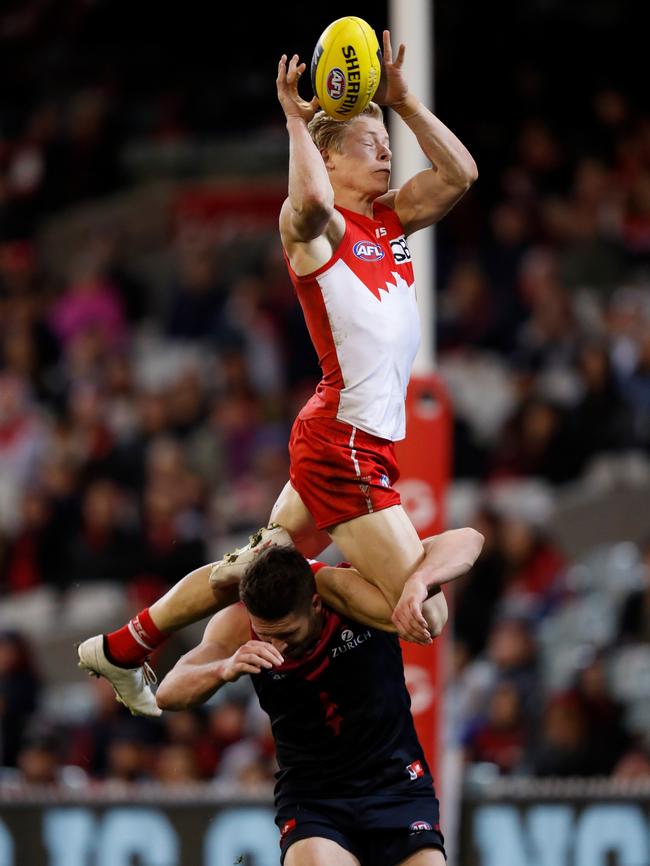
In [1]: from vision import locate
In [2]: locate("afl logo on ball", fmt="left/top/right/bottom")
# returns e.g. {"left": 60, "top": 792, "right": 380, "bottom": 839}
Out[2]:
{"left": 353, "top": 241, "right": 385, "bottom": 262}
{"left": 326, "top": 68, "right": 346, "bottom": 100}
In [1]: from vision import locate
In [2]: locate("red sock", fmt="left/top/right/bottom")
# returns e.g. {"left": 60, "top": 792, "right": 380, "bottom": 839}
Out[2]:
{"left": 105, "top": 608, "right": 168, "bottom": 667}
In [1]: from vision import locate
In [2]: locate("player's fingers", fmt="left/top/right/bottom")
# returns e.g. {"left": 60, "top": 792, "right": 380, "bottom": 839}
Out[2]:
{"left": 238, "top": 663, "right": 263, "bottom": 676}
{"left": 240, "top": 649, "right": 273, "bottom": 668}
{"left": 394, "top": 612, "right": 422, "bottom": 644}
{"left": 383, "top": 30, "right": 392, "bottom": 63}
{"left": 287, "top": 53, "right": 299, "bottom": 80}
{"left": 405, "top": 608, "right": 431, "bottom": 644}
{"left": 255, "top": 644, "right": 284, "bottom": 666}
{"left": 395, "top": 43, "right": 406, "bottom": 67}
{"left": 409, "top": 599, "right": 429, "bottom": 629}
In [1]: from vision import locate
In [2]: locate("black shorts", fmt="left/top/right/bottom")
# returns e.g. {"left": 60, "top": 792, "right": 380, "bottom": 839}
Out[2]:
{"left": 276, "top": 788, "right": 446, "bottom": 866}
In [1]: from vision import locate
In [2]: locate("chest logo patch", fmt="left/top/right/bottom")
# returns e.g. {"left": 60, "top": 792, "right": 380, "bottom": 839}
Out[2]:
{"left": 331, "top": 628, "right": 372, "bottom": 657}
{"left": 390, "top": 234, "right": 412, "bottom": 264}
{"left": 406, "top": 759, "right": 425, "bottom": 780}
{"left": 353, "top": 240, "right": 385, "bottom": 262}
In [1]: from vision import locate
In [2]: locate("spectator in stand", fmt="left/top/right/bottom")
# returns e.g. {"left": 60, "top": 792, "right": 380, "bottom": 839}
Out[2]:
{"left": 131, "top": 479, "right": 205, "bottom": 595}
{"left": 104, "top": 722, "right": 152, "bottom": 785}
{"left": 454, "top": 508, "right": 506, "bottom": 657}
{"left": 618, "top": 327, "right": 650, "bottom": 450}
{"left": 0, "top": 631, "right": 40, "bottom": 767}
{"left": 61, "top": 380, "right": 115, "bottom": 481}
{"left": 463, "top": 681, "right": 528, "bottom": 775}
{"left": 0, "top": 373, "right": 50, "bottom": 533}
{"left": 48, "top": 251, "right": 127, "bottom": 356}
{"left": 15, "top": 734, "right": 61, "bottom": 786}
{"left": 618, "top": 540, "right": 650, "bottom": 643}
{"left": 531, "top": 692, "right": 601, "bottom": 777}
{"left": 161, "top": 708, "right": 219, "bottom": 778}
{"left": 66, "top": 677, "right": 161, "bottom": 779}
{"left": 205, "top": 700, "right": 248, "bottom": 776}
{"left": 64, "top": 479, "right": 136, "bottom": 586}
{"left": 166, "top": 239, "right": 226, "bottom": 340}
{"left": 570, "top": 340, "right": 631, "bottom": 466}
{"left": 568, "top": 653, "right": 630, "bottom": 774}
{"left": 498, "top": 516, "right": 566, "bottom": 607}
{"left": 489, "top": 398, "right": 580, "bottom": 484}
{"left": 154, "top": 744, "right": 201, "bottom": 783}
{"left": 0, "top": 487, "right": 66, "bottom": 592}
{"left": 438, "top": 261, "right": 503, "bottom": 352}
{"left": 454, "top": 616, "right": 541, "bottom": 737}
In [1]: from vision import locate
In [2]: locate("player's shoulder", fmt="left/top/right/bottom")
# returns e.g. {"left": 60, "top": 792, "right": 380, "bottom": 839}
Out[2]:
{"left": 203, "top": 600, "right": 249, "bottom": 645}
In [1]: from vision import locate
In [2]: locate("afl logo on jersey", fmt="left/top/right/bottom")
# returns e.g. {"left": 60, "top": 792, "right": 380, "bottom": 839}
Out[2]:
{"left": 409, "top": 821, "right": 433, "bottom": 834}
{"left": 353, "top": 240, "right": 385, "bottom": 262}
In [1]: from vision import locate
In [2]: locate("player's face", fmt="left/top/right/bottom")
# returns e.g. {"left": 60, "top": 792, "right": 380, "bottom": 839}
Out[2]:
{"left": 328, "top": 117, "right": 392, "bottom": 195}
{"left": 250, "top": 596, "right": 324, "bottom": 660}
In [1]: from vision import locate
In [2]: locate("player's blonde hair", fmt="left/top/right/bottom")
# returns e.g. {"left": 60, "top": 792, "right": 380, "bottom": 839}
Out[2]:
{"left": 308, "top": 102, "right": 385, "bottom": 154}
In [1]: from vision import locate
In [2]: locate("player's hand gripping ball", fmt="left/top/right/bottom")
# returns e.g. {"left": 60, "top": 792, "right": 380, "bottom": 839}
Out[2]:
{"left": 311, "top": 16, "right": 382, "bottom": 121}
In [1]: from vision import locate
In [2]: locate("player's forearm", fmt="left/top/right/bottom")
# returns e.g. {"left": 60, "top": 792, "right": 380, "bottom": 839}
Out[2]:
{"left": 156, "top": 659, "right": 229, "bottom": 711}
{"left": 413, "top": 528, "right": 484, "bottom": 591}
{"left": 393, "top": 95, "right": 478, "bottom": 188}
{"left": 286, "top": 116, "right": 334, "bottom": 215}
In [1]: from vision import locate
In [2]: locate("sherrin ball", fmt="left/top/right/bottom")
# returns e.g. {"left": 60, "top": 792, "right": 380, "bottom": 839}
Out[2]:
{"left": 310, "top": 16, "right": 382, "bottom": 121}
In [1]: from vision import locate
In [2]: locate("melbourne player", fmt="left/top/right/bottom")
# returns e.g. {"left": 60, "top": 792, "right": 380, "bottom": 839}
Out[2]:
{"left": 157, "top": 546, "right": 449, "bottom": 866}
{"left": 78, "top": 30, "right": 478, "bottom": 717}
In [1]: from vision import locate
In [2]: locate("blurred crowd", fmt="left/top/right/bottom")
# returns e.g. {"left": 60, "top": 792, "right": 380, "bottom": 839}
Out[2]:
{"left": 0, "top": 642, "right": 277, "bottom": 790}
{"left": 1, "top": 1, "right": 650, "bottom": 788}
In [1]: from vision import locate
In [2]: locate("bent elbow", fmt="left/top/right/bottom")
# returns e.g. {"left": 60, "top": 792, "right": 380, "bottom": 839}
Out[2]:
{"left": 465, "top": 160, "right": 478, "bottom": 185}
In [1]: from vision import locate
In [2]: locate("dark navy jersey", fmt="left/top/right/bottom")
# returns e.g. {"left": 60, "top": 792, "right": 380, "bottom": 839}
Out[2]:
{"left": 250, "top": 564, "right": 433, "bottom": 806}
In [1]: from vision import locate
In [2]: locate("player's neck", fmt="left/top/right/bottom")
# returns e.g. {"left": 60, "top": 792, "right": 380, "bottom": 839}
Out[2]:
{"left": 333, "top": 188, "right": 376, "bottom": 219}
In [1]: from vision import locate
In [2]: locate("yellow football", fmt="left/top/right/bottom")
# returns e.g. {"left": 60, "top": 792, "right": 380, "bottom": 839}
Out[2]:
{"left": 310, "top": 16, "right": 382, "bottom": 121}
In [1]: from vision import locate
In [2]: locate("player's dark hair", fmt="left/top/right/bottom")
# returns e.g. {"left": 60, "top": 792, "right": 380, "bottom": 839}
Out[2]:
{"left": 239, "top": 546, "right": 316, "bottom": 620}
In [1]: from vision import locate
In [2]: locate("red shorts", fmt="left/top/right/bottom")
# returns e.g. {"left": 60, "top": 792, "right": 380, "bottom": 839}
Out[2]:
{"left": 289, "top": 415, "right": 401, "bottom": 531}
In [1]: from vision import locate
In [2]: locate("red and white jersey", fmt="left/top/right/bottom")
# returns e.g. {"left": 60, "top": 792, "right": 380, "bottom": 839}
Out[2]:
{"left": 284, "top": 202, "right": 420, "bottom": 442}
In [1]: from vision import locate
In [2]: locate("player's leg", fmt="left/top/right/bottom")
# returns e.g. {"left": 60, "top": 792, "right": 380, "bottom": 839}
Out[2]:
{"left": 330, "top": 507, "right": 449, "bottom": 642}
{"left": 284, "top": 838, "right": 361, "bottom": 866}
{"left": 158, "top": 482, "right": 326, "bottom": 624}
{"left": 77, "top": 563, "right": 239, "bottom": 717}
{"left": 329, "top": 504, "right": 425, "bottom": 609}
{"left": 268, "top": 481, "right": 331, "bottom": 556}
{"left": 78, "top": 482, "right": 326, "bottom": 716}
{"left": 396, "top": 849, "right": 446, "bottom": 866}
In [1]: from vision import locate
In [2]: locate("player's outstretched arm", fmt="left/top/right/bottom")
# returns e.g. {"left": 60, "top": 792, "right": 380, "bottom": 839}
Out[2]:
{"left": 374, "top": 30, "right": 478, "bottom": 234}
{"left": 277, "top": 53, "right": 334, "bottom": 244}
{"left": 156, "top": 605, "right": 282, "bottom": 711}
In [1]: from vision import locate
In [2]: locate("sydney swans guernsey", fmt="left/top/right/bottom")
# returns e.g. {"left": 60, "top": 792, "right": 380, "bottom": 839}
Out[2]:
{"left": 284, "top": 203, "right": 420, "bottom": 442}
